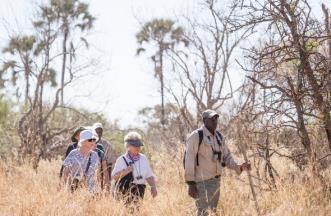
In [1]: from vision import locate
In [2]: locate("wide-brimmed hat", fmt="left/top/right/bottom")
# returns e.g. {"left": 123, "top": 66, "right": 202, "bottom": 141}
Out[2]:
{"left": 79, "top": 129, "right": 98, "bottom": 143}
{"left": 71, "top": 126, "right": 86, "bottom": 142}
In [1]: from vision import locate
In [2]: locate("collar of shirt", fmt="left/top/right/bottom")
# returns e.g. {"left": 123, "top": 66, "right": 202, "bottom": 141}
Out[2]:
{"left": 125, "top": 152, "right": 141, "bottom": 162}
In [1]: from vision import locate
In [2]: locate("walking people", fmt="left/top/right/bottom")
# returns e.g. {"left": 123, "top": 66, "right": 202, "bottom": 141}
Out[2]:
{"left": 112, "top": 131, "right": 157, "bottom": 204}
{"left": 61, "top": 129, "right": 100, "bottom": 193}
{"left": 93, "top": 122, "right": 112, "bottom": 188}
{"left": 60, "top": 126, "right": 106, "bottom": 182}
{"left": 184, "top": 109, "right": 251, "bottom": 216}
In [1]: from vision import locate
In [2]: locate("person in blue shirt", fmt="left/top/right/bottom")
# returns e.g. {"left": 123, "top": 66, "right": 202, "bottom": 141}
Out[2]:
{"left": 61, "top": 129, "right": 100, "bottom": 193}
{"left": 60, "top": 126, "right": 106, "bottom": 188}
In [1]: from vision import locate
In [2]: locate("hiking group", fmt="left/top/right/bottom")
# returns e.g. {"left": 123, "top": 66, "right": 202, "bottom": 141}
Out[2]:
{"left": 59, "top": 110, "right": 251, "bottom": 215}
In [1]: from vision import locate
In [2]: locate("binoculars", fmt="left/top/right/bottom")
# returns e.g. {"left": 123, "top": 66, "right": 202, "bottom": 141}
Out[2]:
{"left": 213, "top": 150, "right": 226, "bottom": 167}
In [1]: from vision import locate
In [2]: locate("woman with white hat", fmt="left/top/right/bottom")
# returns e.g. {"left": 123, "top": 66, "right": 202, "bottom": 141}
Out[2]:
{"left": 112, "top": 131, "right": 157, "bottom": 203}
{"left": 61, "top": 129, "right": 100, "bottom": 193}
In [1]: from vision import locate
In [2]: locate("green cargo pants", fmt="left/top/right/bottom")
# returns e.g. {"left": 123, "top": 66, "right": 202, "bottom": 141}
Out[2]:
{"left": 195, "top": 176, "right": 220, "bottom": 216}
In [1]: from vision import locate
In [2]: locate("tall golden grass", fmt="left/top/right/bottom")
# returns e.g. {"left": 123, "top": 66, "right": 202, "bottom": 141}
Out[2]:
{"left": 0, "top": 147, "right": 330, "bottom": 216}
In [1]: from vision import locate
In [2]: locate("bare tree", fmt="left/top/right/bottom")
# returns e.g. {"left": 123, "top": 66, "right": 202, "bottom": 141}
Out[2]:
{"left": 167, "top": 0, "right": 251, "bottom": 127}
{"left": 38, "top": 0, "right": 95, "bottom": 106}
{"left": 230, "top": 0, "right": 331, "bottom": 152}
{"left": 0, "top": 1, "right": 95, "bottom": 168}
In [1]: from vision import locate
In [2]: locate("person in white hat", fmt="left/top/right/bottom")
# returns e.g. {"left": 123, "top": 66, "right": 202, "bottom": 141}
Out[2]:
{"left": 61, "top": 129, "right": 100, "bottom": 193}
{"left": 93, "top": 122, "right": 112, "bottom": 189}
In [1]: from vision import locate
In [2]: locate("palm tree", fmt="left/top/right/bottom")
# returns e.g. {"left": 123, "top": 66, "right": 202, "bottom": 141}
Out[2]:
{"left": 136, "top": 19, "right": 188, "bottom": 127}
{"left": 2, "top": 35, "right": 37, "bottom": 103}
{"left": 41, "top": 0, "right": 95, "bottom": 105}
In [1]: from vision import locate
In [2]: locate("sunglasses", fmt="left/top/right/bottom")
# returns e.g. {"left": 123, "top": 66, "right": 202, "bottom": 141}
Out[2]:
{"left": 87, "top": 138, "right": 97, "bottom": 142}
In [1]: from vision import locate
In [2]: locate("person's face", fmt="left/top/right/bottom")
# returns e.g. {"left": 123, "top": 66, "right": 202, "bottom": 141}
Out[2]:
{"left": 84, "top": 138, "right": 97, "bottom": 150}
{"left": 75, "top": 133, "right": 80, "bottom": 141}
{"left": 127, "top": 145, "right": 141, "bottom": 156}
{"left": 95, "top": 128, "right": 103, "bottom": 139}
{"left": 203, "top": 115, "right": 219, "bottom": 132}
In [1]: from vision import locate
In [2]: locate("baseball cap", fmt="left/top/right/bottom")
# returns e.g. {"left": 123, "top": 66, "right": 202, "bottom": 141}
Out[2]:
{"left": 93, "top": 122, "right": 103, "bottom": 129}
{"left": 201, "top": 109, "right": 219, "bottom": 119}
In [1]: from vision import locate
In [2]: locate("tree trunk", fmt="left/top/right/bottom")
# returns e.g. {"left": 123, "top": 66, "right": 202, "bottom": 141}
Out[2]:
{"left": 61, "top": 27, "right": 68, "bottom": 106}
{"left": 301, "top": 55, "right": 331, "bottom": 151}
{"left": 294, "top": 101, "right": 312, "bottom": 157}
{"left": 265, "top": 132, "right": 276, "bottom": 188}
{"left": 25, "top": 72, "right": 29, "bottom": 105}
{"left": 159, "top": 44, "right": 165, "bottom": 127}
{"left": 24, "top": 55, "right": 30, "bottom": 105}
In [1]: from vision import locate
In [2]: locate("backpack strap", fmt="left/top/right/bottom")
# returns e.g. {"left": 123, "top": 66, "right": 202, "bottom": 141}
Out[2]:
{"left": 215, "top": 131, "right": 226, "bottom": 167}
{"left": 215, "top": 130, "right": 223, "bottom": 146}
{"left": 84, "top": 153, "right": 92, "bottom": 177}
{"left": 196, "top": 130, "right": 223, "bottom": 166}
{"left": 196, "top": 129, "right": 204, "bottom": 166}
{"left": 122, "top": 156, "right": 129, "bottom": 167}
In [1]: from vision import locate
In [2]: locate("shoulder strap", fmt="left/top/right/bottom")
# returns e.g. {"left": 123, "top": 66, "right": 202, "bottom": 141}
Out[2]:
{"left": 215, "top": 130, "right": 223, "bottom": 146}
{"left": 196, "top": 129, "right": 203, "bottom": 166}
{"left": 215, "top": 130, "right": 223, "bottom": 140}
{"left": 84, "top": 153, "right": 92, "bottom": 177}
{"left": 122, "top": 156, "right": 129, "bottom": 167}
{"left": 198, "top": 129, "right": 204, "bottom": 146}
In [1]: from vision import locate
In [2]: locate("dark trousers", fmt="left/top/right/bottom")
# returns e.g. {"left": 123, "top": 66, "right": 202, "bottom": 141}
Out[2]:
{"left": 121, "top": 184, "right": 146, "bottom": 205}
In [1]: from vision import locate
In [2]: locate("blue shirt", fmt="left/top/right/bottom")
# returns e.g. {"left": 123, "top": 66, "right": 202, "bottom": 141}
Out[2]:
{"left": 63, "top": 149, "right": 100, "bottom": 192}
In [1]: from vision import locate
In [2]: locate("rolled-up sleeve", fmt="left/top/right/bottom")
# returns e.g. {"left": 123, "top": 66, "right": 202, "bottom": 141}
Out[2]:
{"left": 111, "top": 157, "right": 125, "bottom": 177}
{"left": 184, "top": 132, "right": 199, "bottom": 182}
{"left": 223, "top": 144, "right": 241, "bottom": 175}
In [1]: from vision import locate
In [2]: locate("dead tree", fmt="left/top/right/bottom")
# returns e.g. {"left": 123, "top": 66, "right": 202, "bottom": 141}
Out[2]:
{"left": 167, "top": 0, "right": 252, "bottom": 128}
{"left": 1, "top": 1, "right": 94, "bottom": 169}
{"left": 230, "top": 0, "right": 331, "bottom": 154}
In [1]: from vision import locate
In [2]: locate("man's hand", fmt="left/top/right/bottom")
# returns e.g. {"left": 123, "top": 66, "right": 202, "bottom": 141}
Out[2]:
{"left": 240, "top": 162, "right": 251, "bottom": 172}
{"left": 151, "top": 187, "right": 158, "bottom": 198}
{"left": 188, "top": 184, "right": 198, "bottom": 199}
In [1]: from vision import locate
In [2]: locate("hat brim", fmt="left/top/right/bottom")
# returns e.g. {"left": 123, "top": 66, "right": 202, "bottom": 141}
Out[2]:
{"left": 209, "top": 113, "right": 219, "bottom": 118}
{"left": 203, "top": 112, "right": 219, "bottom": 119}
{"left": 71, "top": 127, "right": 86, "bottom": 142}
{"left": 79, "top": 134, "right": 99, "bottom": 143}
{"left": 126, "top": 140, "right": 143, "bottom": 147}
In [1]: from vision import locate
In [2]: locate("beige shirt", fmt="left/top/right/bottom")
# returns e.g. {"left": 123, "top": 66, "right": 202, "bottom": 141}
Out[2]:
{"left": 99, "top": 138, "right": 112, "bottom": 164}
{"left": 184, "top": 125, "right": 241, "bottom": 182}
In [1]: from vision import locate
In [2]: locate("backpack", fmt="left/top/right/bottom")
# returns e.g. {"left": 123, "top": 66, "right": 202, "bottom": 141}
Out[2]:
{"left": 183, "top": 129, "right": 224, "bottom": 168}
{"left": 114, "top": 157, "right": 134, "bottom": 194}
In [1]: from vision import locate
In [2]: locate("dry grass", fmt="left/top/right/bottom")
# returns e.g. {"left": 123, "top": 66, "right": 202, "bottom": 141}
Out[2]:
{"left": 0, "top": 150, "right": 330, "bottom": 216}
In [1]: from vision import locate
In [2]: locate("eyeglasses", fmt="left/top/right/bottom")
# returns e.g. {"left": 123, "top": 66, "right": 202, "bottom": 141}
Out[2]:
{"left": 87, "top": 138, "right": 97, "bottom": 142}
